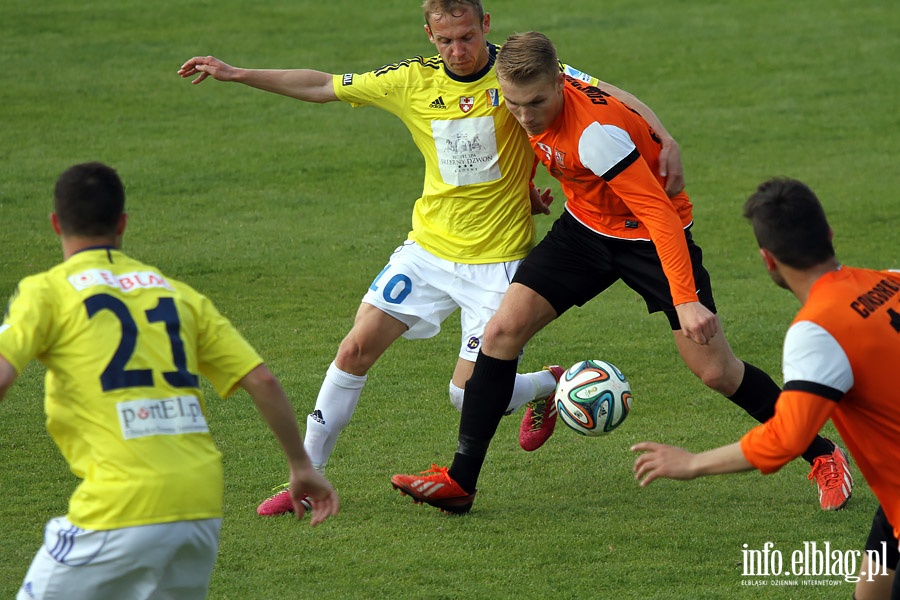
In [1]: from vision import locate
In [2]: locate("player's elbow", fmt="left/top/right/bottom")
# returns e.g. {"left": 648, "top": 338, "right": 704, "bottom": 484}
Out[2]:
{"left": 0, "top": 357, "right": 19, "bottom": 401}
{"left": 239, "top": 363, "right": 279, "bottom": 396}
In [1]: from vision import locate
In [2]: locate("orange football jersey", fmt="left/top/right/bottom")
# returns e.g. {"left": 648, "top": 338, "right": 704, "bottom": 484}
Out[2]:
{"left": 741, "top": 267, "right": 900, "bottom": 538}
{"left": 529, "top": 77, "right": 697, "bottom": 305}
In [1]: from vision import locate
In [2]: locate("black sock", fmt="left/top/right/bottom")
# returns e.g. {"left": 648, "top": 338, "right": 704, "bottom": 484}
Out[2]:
{"left": 800, "top": 437, "right": 836, "bottom": 463}
{"left": 449, "top": 352, "right": 518, "bottom": 493}
{"left": 728, "top": 361, "right": 780, "bottom": 422}
{"left": 728, "top": 361, "right": 834, "bottom": 463}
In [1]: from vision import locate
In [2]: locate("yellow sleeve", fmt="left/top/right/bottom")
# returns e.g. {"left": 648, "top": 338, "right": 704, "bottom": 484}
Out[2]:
{"left": 0, "top": 275, "right": 56, "bottom": 373}
{"left": 192, "top": 292, "right": 263, "bottom": 399}
{"left": 560, "top": 63, "right": 600, "bottom": 86}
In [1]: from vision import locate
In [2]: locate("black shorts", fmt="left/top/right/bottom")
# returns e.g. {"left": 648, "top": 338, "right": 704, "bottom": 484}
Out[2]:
{"left": 865, "top": 505, "right": 900, "bottom": 570}
{"left": 512, "top": 210, "right": 716, "bottom": 330}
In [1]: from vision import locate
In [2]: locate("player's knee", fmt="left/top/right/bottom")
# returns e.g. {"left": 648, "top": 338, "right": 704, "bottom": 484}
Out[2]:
{"left": 334, "top": 335, "right": 375, "bottom": 374}
{"left": 482, "top": 316, "right": 527, "bottom": 356}
{"left": 693, "top": 361, "right": 738, "bottom": 395}
{"left": 449, "top": 382, "right": 465, "bottom": 412}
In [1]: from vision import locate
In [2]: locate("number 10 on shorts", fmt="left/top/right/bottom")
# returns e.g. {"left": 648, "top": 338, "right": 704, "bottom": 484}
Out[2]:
{"left": 369, "top": 265, "right": 412, "bottom": 304}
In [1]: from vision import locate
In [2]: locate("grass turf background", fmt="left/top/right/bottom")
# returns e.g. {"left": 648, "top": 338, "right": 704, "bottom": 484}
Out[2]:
{"left": 1, "top": 1, "right": 898, "bottom": 598}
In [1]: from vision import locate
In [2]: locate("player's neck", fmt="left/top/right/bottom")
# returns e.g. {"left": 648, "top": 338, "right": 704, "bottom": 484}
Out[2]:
{"left": 61, "top": 236, "right": 120, "bottom": 261}
{"left": 787, "top": 259, "right": 841, "bottom": 304}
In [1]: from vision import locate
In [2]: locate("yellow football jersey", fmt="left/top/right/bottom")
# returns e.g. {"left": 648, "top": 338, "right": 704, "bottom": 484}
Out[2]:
{"left": 0, "top": 248, "right": 262, "bottom": 529}
{"left": 333, "top": 43, "right": 537, "bottom": 264}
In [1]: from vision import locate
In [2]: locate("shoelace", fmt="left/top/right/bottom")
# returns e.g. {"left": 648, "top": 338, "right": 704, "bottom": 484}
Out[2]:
{"left": 266, "top": 481, "right": 290, "bottom": 498}
{"left": 419, "top": 464, "right": 451, "bottom": 478}
{"left": 528, "top": 400, "right": 546, "bottom": 431}
{"left": 264, "top": 482, "right": 312, "bottom": 509}
{"left": 807, "top": 456, "right": 842, "bottom": 490}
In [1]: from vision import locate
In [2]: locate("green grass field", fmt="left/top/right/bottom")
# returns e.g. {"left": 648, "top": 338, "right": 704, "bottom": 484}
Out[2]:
{"left": 2, "top": 1, "right": 898, "bottom": 598}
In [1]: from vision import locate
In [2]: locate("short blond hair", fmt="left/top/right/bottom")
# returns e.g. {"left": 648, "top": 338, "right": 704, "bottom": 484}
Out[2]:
{"left": 422, "top": 0, "right": 483, "bottom": 26}
{"left": 496, "top": 32, "right": 559, "bottom": 84}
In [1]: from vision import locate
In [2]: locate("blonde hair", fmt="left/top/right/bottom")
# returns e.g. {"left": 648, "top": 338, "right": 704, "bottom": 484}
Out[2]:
{"left": 496, "top": 32, "right": 559, "bottom": 84}
{"left": 422, "top": 0, "right": 484, "bottom": 26}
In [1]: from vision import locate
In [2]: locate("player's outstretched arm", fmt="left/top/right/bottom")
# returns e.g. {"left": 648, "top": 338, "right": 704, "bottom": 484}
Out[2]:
{"left": 631, "top": 441, "right": 752, "bottom": 486}
{"left": 0, "top": 356, "right": 18, "bottom": 402}
{"left": 239, "top": 364, "right": 339, "bottom": 525}
{"left": 597, "top": 80, "right": 684, "bottom": 197}
{"left": 178, "top": 56, "right": 339, "bottom": 104}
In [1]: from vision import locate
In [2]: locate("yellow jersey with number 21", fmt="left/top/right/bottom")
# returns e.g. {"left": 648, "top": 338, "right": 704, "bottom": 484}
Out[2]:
{"left": 0, "top": 248, "right": 262, "bottom": 530}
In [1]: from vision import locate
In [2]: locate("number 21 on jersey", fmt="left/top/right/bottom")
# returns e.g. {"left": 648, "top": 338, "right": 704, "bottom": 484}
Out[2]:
{"left": 84, "top": 293, "right": 199, "bottom": 391}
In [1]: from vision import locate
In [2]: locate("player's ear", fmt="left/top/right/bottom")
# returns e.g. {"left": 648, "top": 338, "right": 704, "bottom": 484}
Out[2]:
{"left": 50, "top": 213, "right": 62, "bottom": 236}
{"left": 759, "top": 248, "right": 777, "bottom": 271}
{"left": 424, "top": 23, "right": 434, "bottom": 44}
{"left": 113, "top": 213, "right": 128, "bottom": 249}
{"left": 482, "top": 12, "right": 491, "bottom": 34}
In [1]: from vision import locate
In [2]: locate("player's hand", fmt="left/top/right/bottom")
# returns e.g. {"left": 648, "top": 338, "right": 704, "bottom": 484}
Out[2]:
{"left": 658, "top": 137, "right": 685, "bottom": 197}
{"left": 177, "top": 56, "right": 237, "bottom": 84}
{"left": 529, "top": 186, "right": 554, "bottom": 215}
{"left": 290, "top": 467, "right": 340, "bottom": 526}
{"left": 674, "top": 302, "right": 718, "bottom": 345}
{"left": 631, "top": 441, "right": 698, "bottom": 486}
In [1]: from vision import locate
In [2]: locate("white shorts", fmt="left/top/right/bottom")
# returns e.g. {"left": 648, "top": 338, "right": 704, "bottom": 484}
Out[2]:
{"left": 17, "top": 516, "right": 221, "bottom": 600}
{"left": 362, "top": 241, "right": 522, "bottom": 359}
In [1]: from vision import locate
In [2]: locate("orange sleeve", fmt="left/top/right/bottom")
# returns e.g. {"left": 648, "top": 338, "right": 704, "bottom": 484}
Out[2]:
{"left": 740, "top": 390, "right": 838, "bottom": 474}
{"left": 608, "top": 160, "right": 698, "bottom": 306}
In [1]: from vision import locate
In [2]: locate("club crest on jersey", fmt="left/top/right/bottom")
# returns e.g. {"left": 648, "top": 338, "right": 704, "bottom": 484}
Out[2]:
{"left": 467, "top": 336, "right": 481, "bottom": 350}
{"left": 554, "top": 149, "right": 566, "bottom": 167}
{"left": 486, "top": 88, "right": 500, "bottom": 107}
{"left": 459, "top": 96, "right": 475, "bottom": 113}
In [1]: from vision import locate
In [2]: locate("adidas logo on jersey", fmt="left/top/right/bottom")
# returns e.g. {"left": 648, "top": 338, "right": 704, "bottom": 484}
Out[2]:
{"left": 429, "top": 96, "right": 447, "bottom": 109}
{"left": 310, "top": 409, "right": 325, "bottom": 425}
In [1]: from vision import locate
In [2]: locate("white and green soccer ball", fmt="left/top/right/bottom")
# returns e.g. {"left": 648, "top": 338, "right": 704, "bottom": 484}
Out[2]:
{"left": 555, "top": 360, "right": 633, "bottom": 436}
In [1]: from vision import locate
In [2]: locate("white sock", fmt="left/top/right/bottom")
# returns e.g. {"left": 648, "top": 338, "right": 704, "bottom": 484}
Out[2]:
{"left": 303, "top": 361, "right": 367, "bottom": 472}
{"left": 448, "top": 382, "right": 465, "bottom": 412}
{"left": 506, "top": 369, "right": 559, "bottom": 414}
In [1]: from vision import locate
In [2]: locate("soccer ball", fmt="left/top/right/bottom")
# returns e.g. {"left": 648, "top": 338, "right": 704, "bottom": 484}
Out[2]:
{"left": 555, "top": 360, "right": 632, "bottom": 436}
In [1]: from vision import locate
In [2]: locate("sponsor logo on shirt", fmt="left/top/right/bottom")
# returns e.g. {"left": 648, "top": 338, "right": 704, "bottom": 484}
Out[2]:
{"left": 536, "top": 142, "right": 552, "bottom": 162}
{"left": 466, "top": 336, "right": 480, "bottom": 350}
{"left": 432, "top": 115, "right": 500, "bottom": 185}
{"left": 486, "top": 89, "right": 500, "bottom": 107}
{"left": 554, "top": 149, "right": 566, "bottom": 168}
{"left": 849, "top": 277, "right": 900, "bottom": 318}
{"left": 68, "top": 269, "right": 174, "bottom": 293}
{"left": 118, "top": 395, "right": 209, "bottom": 440}
{"left": 341, "top": 73, "right": 353, "bottom": 86}
{"left": 562, "top": 65, "right": 593, "bottom": 83}
{"left": 429, "top": 96, "right": 447, "bottom": 109}
{"left": 459, "top": 96, "right": 475, "bottom": 113}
